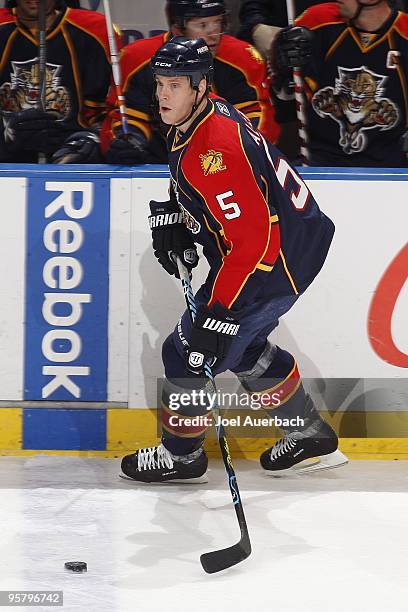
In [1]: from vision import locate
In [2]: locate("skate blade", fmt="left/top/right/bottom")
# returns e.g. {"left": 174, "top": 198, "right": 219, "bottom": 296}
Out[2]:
{"left": 267, "top": 450, "right": 349, "bottom": 477}
{"left": 119, "top": 473, "right": 208, "bottom": 484}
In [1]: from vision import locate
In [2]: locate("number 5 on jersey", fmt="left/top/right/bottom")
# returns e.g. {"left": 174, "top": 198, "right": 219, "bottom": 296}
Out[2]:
{"left": 216, "top": 190, "right": 241, "bottom": 220}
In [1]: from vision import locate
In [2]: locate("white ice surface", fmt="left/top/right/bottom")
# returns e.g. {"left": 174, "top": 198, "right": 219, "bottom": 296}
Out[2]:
{"left": 0, "top": 457, "right": 408, "bottom": 612}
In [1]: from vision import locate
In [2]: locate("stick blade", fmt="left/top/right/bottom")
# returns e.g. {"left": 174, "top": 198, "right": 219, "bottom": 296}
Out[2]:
{"left": 200, "top": 537, "right": 251, "bottom": 574}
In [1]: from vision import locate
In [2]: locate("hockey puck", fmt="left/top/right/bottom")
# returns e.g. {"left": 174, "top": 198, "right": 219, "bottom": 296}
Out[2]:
{"left": 64, "top": 561, "right": 87, "bottom": 573}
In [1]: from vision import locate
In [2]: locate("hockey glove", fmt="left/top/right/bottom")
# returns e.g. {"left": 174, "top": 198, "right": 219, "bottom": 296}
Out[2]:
{"left": 52, "top": 131, "right": 101, "bottom": 164}
{"left": 273, "top": 26, "right": 313, "bottom": 72}
{"left": 149, "top": 199, "right": 198, "bottom": 278}
{"left": 4, "top": 108, "right": 66, "bottom": 154}
{"left": 187, "top": 302, "right": 240, "bottom": 375}
{"left": 105, "top": 130, "right": 150, "bottom": 165}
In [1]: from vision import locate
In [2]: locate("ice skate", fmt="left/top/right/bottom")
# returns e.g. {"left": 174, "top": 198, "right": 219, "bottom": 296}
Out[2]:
{"left": 260, "top": 396, "right": 348, "bottom": 476}
{"left": 120, "top": 444, "right": 208, "bottom": 483}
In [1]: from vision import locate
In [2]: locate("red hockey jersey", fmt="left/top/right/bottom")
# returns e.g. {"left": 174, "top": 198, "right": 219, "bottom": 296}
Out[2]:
{"left": 167, "top": 97, "right": 334, "bottom": 310}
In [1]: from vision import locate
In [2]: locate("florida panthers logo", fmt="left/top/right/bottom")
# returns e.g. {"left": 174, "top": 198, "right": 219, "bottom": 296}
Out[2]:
{"left": 312, "top": 66, "right": 399, "bottom": 154}
{"left": 199, "top": 149, "right": 226, "bottom": 175}
{"left": 0, "top": 58, "right": 70, "bottom": 117}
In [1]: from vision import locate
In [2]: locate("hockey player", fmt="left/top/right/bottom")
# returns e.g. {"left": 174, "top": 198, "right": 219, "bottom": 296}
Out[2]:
{"left": 121, "top": 37, "right": 348, "bottom": 483}
{"left": 100, "top": 0, "right": 279, "bottom": 165}
{"left": 0, "top": 0, "right": 120, "bottom": 162}
{"left": 273, "top": 0, "right": 408, "bottom": 166}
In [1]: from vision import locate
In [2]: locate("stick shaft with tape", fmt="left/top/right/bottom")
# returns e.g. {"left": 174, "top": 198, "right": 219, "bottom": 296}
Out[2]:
{"left": 103, "top": 0, "right": 128, "bottom": 135}
{"left": 286, "top": 0, "right": 309, "bottom": 164}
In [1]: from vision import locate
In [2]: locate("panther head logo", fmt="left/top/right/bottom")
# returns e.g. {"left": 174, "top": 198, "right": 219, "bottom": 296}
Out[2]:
{"left": 312, "top": 66, "right": 399, "bottom": 154}
{"left": 0, "top": 57, "right": 70, "bottom": 117}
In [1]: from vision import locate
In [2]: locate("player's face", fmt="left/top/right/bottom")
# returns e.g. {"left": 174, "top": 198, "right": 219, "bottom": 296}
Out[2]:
{"left": 336, "top": 0, "right": 358, "bottom": 18}
{"left": 336, "top": 0, "right": 381, "bottom": 18}
{"left": 183, "top": 14, "right": 224, "bottom": 56}
{"left": 16, "top": 0, "right": 56, "bottom": 19}
{"left": 155, "top": 75, "right": 200, "bottom": 125}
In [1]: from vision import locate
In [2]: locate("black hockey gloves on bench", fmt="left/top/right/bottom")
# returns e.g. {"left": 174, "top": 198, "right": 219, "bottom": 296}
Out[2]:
{"left": 5, "top": 108, "right": 66, "bottom": 155}
{"left": 274, "top": 26, "right": 313, "bottom": 71}
{"left": 187, "top": 302, "right": 240, "bottom": 375}
{"left": 148, "top": 199, "right": 198, "bottom": 278}
{"left": 52, "top": 131, "right": 101, "bottom": 164}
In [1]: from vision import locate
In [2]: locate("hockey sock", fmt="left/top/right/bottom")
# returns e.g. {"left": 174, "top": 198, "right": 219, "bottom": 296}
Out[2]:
{"left": 161, "top": 377, "right": 213, "bottom": 455}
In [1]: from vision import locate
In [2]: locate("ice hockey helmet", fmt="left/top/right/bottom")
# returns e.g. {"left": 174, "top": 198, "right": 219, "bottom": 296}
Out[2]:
{"left": 151, "top": 36, "right": 214, "bottom": 88}
{"left": 166, "top": 0, "right": 226, "bottom": 27}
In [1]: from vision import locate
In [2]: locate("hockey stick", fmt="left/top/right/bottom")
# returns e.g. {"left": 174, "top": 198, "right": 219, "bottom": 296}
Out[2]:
{"left": 285, "top": 0, "right": 309, "bottom": 164}
{"left": 102, "top": 0, "right": 128, "bottom": 135}
{"left": 175, "top": 257, "right": 251, "bottom": 574}
{"left": 38, "top": 0, "right": 47, "bottom": 163}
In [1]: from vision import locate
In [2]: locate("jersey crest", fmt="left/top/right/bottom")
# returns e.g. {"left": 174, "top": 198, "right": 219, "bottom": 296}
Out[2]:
{"left": 0, "top": 57, "right": 71, "bottom": 117}
{"left": 312, "top": 65, "right": 399, "bottom": 154}
{"left": 199, "top": 149, "right": 227, "bottom": 175}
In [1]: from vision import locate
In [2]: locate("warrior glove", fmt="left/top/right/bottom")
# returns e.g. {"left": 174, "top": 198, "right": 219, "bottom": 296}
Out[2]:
{"left": 187, "top": 302, "right": 240, "bottom": 376}
{"left": 148, "top": 199, "right": 198, "bottom": 278}
{"left": 52, "top": 130, "right": 101, "bottom": 163}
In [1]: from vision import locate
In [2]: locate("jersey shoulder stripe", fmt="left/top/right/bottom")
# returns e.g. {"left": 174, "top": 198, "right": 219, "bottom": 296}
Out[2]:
{"left": 394, "top": 12, "right": 408, "bottom": 40}
{"left": 121, "top": 33, "right": 168, "bottom": 88}
{"left": 65, "top": 8, "right": 115, "bottom": 57}
{"left": 0, "top": 8, "right": 15, "bottom": 26}
{"left": 296, "top": 2, "right": 345, "bottom": 30}
{"left": 216, "top": 34, "right": 266, "bottom": 77}
{"left": 122, "top": 33, "right": 168, "bottom": 70}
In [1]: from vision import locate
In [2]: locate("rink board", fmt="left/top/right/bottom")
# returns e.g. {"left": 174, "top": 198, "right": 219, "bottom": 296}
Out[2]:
{"left": 0, "top": 164, "right": 406, "bottom": 454}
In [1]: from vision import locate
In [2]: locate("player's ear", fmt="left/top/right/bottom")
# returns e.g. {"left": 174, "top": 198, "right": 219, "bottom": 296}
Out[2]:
{"left": 170, "top": 25, "right": 183, "bottom": 36}
{"left": 198, "top": 78, "right": 207, "bottom": 96}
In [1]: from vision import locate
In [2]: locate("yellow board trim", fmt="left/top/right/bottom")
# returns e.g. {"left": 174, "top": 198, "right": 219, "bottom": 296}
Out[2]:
{"left": 0, "top": 408, "right": 22, "bottom": 449}
{"left": 0, "top": 408, "right": 408, "bottom": 459}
